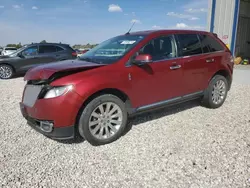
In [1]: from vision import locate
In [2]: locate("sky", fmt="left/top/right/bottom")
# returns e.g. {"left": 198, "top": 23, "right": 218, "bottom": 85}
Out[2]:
{"left": 0, "top": 0, "right": 209, "bottom": 46}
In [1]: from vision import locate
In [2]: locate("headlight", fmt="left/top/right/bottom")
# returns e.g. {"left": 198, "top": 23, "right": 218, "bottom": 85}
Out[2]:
{"left": 44, "top": 85, "right": 73, "bottom": 99}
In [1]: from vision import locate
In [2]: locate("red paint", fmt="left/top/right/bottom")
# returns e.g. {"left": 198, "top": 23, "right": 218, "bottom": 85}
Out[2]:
{"left": 20, "top": 30, "right": 233, "bottom": 129}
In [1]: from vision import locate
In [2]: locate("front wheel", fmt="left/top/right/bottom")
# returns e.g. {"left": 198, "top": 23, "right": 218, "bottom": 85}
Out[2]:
{"left": 0, "top": 64, "right": 14, "bottom": 79}
{"left": 78, "top": 94, "right": 128, "bottom": 146}
{"left": 202, "top": 75, "right": 228, "bottom": 109}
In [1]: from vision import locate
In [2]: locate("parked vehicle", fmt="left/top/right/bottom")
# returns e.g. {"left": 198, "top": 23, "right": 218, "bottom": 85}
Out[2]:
{"left": 0, "top": 43, "right": 77, "bottom": 79}
{"left": 75, "top": 49, "right": 89, "bottom": 57}
{"left": 20, "top": 30, "right": 234, "bottom": 145}
{"left": 1, "top": 47, "right": 17, "bottom": 56}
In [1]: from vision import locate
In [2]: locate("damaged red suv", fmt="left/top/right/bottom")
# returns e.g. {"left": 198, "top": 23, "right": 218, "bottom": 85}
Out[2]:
{"left": 20, "top": 30, "right": 234, "bottom": 145}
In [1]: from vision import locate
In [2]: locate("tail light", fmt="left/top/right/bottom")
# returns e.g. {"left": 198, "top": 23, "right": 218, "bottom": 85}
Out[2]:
{"left": 72, "top": 52, "right": 77, "bottom": 56}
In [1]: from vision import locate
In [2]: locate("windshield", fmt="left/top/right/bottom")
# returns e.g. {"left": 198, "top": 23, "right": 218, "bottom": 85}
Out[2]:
{"left": 79, "top": 35, "right": 145, "bottom": 64}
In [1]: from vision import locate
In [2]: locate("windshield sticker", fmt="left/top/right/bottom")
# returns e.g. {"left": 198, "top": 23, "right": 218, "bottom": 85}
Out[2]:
{"left": 121, "top": 40, "right": 136, "bottom": 45}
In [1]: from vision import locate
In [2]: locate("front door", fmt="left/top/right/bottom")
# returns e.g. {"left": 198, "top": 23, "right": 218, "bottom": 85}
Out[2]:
{"left": 126, "top": 35, "right": 184, "bottom": 108}
{"left": 17, "top": 45, "right": 42, "bottom": 72}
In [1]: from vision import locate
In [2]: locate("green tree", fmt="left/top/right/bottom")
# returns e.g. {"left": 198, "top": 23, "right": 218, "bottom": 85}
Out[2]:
{"left": 40, "top": 40, "right": 47, "bottom": 43}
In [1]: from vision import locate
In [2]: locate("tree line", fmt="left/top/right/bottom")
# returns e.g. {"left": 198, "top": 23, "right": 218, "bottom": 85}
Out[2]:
{"left": 1, "top": 40, "right": 98, "bottom": 49}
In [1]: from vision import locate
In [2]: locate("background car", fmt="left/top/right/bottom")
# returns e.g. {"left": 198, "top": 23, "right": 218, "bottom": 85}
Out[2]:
{"left": 1, "top": 47, "right": 17, "bottom": 56}
{"left": 75, "top": 48, "right": 90, "bottom": 57}
{"left": 0, "top": 43, "right": 77, "bottom": 79}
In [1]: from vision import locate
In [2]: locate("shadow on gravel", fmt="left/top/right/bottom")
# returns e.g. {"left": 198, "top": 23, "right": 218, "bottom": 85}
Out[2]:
{"left": 122, "top": 100, "right": 201, "bottom": 137}
{"left": 55, "top": 100, "right": 200, "bottom": 144}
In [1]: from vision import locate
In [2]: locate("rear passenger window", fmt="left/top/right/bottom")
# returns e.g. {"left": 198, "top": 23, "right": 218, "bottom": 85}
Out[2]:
{"left": 200, "top": 35, "right": 224, "bottom": 52}
{"left": 39, "top": 45, "right": 57, "bottom": 54}
{"left": 177, "top": 34, "right": 202, "bottom": 56}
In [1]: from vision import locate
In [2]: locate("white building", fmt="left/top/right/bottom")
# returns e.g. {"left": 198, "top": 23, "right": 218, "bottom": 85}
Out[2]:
{"left": 207, "top": 0, "right": 250, "bottom": 57}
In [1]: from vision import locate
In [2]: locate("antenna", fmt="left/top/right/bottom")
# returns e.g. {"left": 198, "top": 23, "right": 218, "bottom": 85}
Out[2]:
{"left": 126, "top": 21, "right": 136, "bottom": 35}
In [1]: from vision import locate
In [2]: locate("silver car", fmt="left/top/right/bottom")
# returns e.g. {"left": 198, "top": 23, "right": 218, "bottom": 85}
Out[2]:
{"left": 1, "top": 47, "right": 17, "bottom": 56}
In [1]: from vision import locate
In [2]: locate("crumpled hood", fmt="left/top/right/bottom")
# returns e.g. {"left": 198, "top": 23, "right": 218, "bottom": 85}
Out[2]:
{"left": 24, "top": 59, "right": 105, "bottom": 81}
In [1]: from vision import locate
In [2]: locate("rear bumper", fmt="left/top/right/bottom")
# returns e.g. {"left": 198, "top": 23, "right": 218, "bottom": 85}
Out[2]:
{"left": 20, "top": 102, "right": 74, "bottom": 140}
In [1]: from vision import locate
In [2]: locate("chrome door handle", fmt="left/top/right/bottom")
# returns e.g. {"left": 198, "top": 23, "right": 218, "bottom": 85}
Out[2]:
{"left": 170, "top": 65, "right": 181, "bottom": 70}
{"left": 206, "top": 58, "right": 215, "bottom": 63}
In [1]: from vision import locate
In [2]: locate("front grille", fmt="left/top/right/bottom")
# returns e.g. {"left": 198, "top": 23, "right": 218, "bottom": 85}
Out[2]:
{"left": 23, "top": 85, "right": 43, "bottom": 107}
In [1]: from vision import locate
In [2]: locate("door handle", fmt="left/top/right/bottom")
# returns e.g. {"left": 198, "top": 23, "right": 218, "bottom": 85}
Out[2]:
{"left": 170, "top": 65, "right": 181, "bottom": 70}
{"left": 206, "top": 58, "right": 215, "bottom": 63}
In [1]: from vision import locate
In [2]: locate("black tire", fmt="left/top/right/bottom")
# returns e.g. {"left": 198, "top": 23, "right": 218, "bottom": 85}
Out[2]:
{"left": 78, "top": 94, "right": 128, "bottom": 146}
{"left": 202, "top": 75, "right": 228, "bottom": 109}
{"left": 0, "top": 64, "right": 14, "bottom": 79}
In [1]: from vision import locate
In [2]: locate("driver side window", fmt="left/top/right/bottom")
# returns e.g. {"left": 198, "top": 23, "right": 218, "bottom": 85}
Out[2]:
{"left": 22, "top": 46, "right": 38, "bottom": 57}
{"left": 138, "top": 35, "right": 177, "bottom": 61}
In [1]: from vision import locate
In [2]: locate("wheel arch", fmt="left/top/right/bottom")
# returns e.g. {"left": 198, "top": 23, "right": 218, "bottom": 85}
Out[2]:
{"left": 0, "top": 63, "right": 16, "bottom": 73}
{"left": 210, "top": 69, "right": 232, "bottom": 90}
{"left": 75, "top": 88, "right": 133, "bottom": 126}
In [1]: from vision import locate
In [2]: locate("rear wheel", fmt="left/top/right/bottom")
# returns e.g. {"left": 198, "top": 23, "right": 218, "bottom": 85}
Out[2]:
{"left": 0, "top": 64, "right": 14, "bottom": 79}
{"left": 202, "top": 75, "right": 228, "bottom": 108}
{"left": 78, "top": 94, "right": 128, "bottom": 146}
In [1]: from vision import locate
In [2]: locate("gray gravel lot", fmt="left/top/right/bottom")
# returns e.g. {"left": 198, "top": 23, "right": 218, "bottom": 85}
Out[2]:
{"left": 0, "top": 67, "right": 250, "bottom": 188}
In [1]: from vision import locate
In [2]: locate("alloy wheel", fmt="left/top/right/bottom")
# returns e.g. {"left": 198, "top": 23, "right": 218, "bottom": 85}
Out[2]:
{"left": 88, "top": 102, "right": 123, "bottom": 140}
{"left": 0, "top": 65, "right": 12, "bottom": 79}
{"left": 212, "top": 80, "right": 226, "bottom": 105}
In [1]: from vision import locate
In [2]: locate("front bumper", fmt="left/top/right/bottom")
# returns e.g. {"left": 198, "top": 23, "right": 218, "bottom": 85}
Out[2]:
{"left": 20, "top": 102, "right": 75, "bottom": 140}
{"left": 19, "top": 88, "right": 84, "bottom": 140}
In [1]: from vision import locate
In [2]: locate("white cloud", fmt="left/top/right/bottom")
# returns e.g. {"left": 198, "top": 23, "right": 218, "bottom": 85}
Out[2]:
{"left": 108, "top": 4, "right": 122, "bottom": 12}
{"left": 13, "top": 5, "right": 22, "bottom": 9}
{"left": 152, "top": 25, "right": 163, "bottom": 29}
{"left": 0, "top": 5, "right": 4, "bottom": 8}
{"left": 190, "top": 17, "right": 199, "bottom": 20}
{"left": 176, "top": 23, "right": 188, "bottom": 28}
{"left": 167, "top": 12, "right": 199, "bottom": 21}
{"left": 185, "top": 8, "right": 207, "bottom": 13}
{"left": 131, "top": 19, "right": 141, "bottom": 24}
{"left": 169, "top": 23, "right": 205, "bottom": 30}
{"left": 32, "top": 6, "right": 38, "bottom": 10}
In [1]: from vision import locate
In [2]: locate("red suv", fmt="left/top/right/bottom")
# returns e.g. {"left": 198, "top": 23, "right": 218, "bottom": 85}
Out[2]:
{"left": 20, "top": 30, "right": 234, "bottom": 145}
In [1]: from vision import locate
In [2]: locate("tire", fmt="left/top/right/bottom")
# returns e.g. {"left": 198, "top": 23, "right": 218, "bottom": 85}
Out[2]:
{"left": 202, "top": 75, "right": 228, "bottom": 109}
{"left": 0, "top": 64, "right": 14, "bottom": 79}
{"left": 78, "top": 94, "right": 128, "bottom": 146}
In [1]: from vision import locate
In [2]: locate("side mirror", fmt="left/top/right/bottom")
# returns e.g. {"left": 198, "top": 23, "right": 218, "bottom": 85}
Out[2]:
{"left": 133, "top": 54, "right": 153, "bottom": 66}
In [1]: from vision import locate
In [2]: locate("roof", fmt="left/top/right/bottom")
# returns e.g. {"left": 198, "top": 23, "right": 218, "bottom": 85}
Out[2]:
{"left": 126, "top": 29, "right": 210, "bottom": 36}
{"left": 28, "top": 42, "right": 70, "bottom": 46}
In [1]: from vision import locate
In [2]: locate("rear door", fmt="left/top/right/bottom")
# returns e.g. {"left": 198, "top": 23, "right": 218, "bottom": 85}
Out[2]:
{"left": 176, "top": 33, "right": 209, "bottom": 95}
{"left": 127, "top": 35, "right": 184, "bottom": 108}
{"left": 37, "top": 44, "right": 59, "bottom": 64}
{"left": 198, "top": 34, "right": 225, "bottom": 86}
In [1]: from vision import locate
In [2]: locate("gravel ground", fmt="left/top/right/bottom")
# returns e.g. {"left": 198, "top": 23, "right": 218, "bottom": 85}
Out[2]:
{"left": 0, "top": 69, "right": 250, "bottom": 188}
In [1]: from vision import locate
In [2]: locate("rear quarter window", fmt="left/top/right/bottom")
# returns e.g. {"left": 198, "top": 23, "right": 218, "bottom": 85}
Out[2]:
{"left": 177, "top": 34, "right": 203, "bottom": 56}
{"left": 56, "top": 46, "right": 65, "bottom": 52}
{"left": 199, "top": 34, "right": 224, "bottom": 53}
